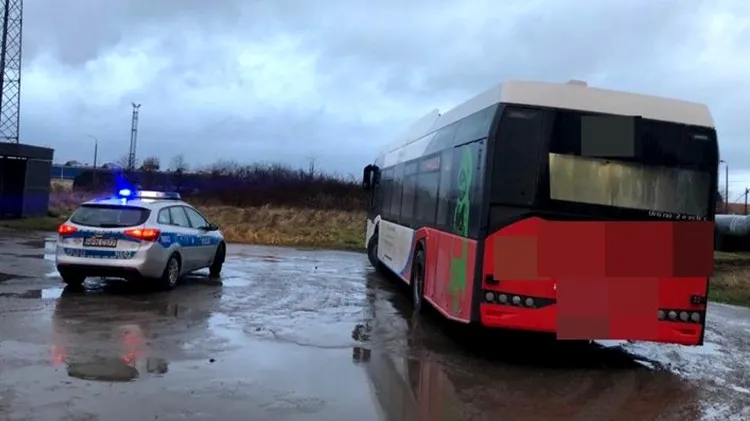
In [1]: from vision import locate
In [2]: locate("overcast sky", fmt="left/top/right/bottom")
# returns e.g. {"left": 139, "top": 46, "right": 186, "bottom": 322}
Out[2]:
{"left": 18, "top": 0, "right": 750, "bottom": 188}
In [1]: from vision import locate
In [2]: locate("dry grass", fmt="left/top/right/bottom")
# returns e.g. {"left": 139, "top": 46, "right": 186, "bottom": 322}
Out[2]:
{"left": 201, "top": 205, "right": 365, "bottom": 250}
{"left": 0, "top": 188, "right": 366, "bottom": 251}
{"left": 710, "top": 252, "right": 750, "bottom": 306}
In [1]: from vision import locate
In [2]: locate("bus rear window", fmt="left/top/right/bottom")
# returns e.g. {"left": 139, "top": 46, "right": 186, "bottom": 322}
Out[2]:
{"left": 549, "top": 153, "right": 710, "bottom": 217}
{"left": 70, "top": 205, "right": 151, "bottom": 228}
{"left": 543, "top": 110, "right": 716, "bottom": 218}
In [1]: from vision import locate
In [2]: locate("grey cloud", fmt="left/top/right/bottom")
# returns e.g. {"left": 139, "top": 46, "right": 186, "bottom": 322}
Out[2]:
{"left": 15, "top": 0, "right": 750, "bottom": 176}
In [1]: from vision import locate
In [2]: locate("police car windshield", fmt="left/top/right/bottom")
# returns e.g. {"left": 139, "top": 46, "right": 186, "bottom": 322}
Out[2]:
{"left": 69, "top": 204, "right": 150, "bottom": 228}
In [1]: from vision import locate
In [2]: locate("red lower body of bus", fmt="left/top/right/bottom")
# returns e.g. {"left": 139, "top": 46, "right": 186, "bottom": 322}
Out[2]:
{"left": 398, "top": 217, "right": 713, "bottom": 346}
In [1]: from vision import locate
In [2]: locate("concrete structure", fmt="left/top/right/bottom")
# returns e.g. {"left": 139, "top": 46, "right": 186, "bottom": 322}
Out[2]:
{"left": 0, "top": 142, "right": 54, "bottom": 218}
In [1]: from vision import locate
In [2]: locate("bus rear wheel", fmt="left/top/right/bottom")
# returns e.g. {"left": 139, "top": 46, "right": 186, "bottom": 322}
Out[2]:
{"left": 411, "top": 249, "right": 426, "bottom": 314}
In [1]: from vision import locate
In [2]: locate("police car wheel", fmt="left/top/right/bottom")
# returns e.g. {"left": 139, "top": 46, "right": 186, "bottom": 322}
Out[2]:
{"left": 60, "top": 270, "right": 85, "bottom": 287}
{"left": 160, "top": 255, "right": 181, "bottom": 290}
{"left": 209, "top": 243, "right": 225, "bottom": 278}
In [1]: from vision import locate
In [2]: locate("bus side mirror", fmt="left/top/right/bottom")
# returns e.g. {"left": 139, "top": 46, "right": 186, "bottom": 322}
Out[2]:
{"left": 363, "top": 165, "right": 374, "bottom": 190}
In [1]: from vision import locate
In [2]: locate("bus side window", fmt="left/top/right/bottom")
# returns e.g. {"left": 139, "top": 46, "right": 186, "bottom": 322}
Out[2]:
{"left": 400, "top": 162, "right": 419, "bottom": 223}
{"left": 415, "top": 154, "right": 441, "bottom": 225}
{"left": 381, "top": 168, "right": 394, "bottom": 219}
{"left": 436, "top": 149, "right": 454, "bottom": 227}
{"left": 454, "top": 104, "right": 497, "bottom": 144}
{"left": 389, "top": 163, "right": 405, "bottom": 221}
{"left": 371, "top": 174, "right": 385, "bottom": 214}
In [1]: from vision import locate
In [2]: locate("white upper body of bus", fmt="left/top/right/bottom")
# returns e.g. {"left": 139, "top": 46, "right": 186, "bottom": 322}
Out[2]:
{"left": 380, "top": 79, "right": 714, "bottom": 158}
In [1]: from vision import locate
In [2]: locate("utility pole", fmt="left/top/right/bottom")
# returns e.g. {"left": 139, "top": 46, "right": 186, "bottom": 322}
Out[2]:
{"left": 127, "top": 103, "right": 141, "bottom": 171}
{"left": 744, "top": 188, "right": 748, "bottom": 215}
{"left": 720, "top": 160, "right": 729, "bottom": 213}
{"left": 725, "top": 163, "right": 729, "bottom": 213}
{"left": 87, "top": 134, "right": 98, "bottom": 168}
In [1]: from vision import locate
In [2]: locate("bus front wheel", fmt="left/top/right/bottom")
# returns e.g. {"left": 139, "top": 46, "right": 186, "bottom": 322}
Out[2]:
{"left": 367, "top": 232, "right": 380, "bottom": 268}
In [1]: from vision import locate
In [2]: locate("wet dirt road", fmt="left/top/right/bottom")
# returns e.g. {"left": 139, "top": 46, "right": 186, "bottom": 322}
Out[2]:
{"left": 1, "top": 231, "right": 749, "bottom": 421}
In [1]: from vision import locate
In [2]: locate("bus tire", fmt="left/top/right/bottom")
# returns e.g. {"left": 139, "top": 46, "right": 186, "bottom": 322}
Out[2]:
{"left": 367, "top": 232, "right": 380, "bottom": 268}
{"left": 411, "top": 248, "right": 426, "bottom": 314}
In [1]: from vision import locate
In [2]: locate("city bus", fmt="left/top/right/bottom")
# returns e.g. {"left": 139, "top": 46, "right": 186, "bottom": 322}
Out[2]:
{"left": 362, "top": 79, "right": 718, "bottom": 346}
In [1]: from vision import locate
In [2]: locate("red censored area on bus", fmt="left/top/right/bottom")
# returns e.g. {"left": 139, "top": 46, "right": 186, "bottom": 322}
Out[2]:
{"left": 480, "top": 217, "right": 713, "bottom": 345}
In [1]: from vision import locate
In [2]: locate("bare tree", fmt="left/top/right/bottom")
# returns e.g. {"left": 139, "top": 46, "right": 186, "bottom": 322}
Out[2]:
{"left": 115, "top": 155, "right": 133, "bottom": 169}
{"left": 170, "top": 154, "right": 189, "bottom": 173}
{"left": 140, "top": 156, "right": 161, "bottom": 172}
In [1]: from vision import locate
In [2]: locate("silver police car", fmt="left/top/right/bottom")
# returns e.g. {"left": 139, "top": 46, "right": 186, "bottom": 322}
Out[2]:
{"left": 55, "top": 189, "right": 226, "bottom": 290}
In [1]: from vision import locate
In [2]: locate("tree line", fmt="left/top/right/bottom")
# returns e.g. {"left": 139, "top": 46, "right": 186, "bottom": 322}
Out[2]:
{"left": 72, "top": 156, "right": 367, "bottom": 211}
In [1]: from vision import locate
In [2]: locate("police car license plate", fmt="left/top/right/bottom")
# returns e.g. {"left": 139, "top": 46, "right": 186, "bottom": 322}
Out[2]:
{"left": 83, "top": 237, "right": 118, "bottom": 248}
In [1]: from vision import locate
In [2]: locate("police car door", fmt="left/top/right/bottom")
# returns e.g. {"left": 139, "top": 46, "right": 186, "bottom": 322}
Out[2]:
{"left": 167, "top": 206, "right": 199, "bottom": 271}
{"left": 183, "top": 206, "right": 215, "bottom": 268}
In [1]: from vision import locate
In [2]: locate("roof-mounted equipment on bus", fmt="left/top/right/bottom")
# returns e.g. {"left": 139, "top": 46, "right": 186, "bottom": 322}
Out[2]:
{"left": 566, "top": 79, "right": 588, "bottom": 86}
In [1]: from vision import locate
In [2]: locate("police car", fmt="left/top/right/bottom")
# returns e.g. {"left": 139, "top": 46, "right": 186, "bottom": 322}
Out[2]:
{"left": 55, "top": 189, "right": 226, "bottom": 290}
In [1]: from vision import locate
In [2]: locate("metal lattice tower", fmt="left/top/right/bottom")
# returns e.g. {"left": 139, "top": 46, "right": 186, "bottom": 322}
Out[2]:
{"left": 0, "top": 0, "right": 23, "bottom": 143}
{"left": 127, "top": 103, "right": 141, "bottom": 170}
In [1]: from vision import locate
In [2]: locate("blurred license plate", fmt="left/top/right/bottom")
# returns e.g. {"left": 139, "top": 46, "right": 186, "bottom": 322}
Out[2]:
{"left": 83, "top": 237, "right": 118, "bottom": 248}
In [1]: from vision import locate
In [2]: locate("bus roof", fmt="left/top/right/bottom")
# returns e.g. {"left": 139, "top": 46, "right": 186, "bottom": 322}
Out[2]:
{"left": 382, "top": 80, "right": 714, "bottom": 155}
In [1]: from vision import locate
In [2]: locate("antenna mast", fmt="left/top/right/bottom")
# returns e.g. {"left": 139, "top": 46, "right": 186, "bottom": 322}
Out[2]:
{"left": 127, "top": 103, "right": 141, "bottom": 170}
{"left": 0, "top": 0, "right": 23, "bottom": 143}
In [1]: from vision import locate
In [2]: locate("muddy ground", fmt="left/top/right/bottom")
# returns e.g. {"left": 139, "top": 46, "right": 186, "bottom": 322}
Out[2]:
{"left": 0, "top": 231, "right": 749, "bottom": 421}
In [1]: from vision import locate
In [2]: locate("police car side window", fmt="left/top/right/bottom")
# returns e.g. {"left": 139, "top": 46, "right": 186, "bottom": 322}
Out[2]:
{"left": 184, "top": 207, "right": 208, "bottom": 229}
{"left": 157, "top": 209, "right": 171, "bottom": 224}
{"left": 169, "top": 207, "right": 191, "bottom": 227}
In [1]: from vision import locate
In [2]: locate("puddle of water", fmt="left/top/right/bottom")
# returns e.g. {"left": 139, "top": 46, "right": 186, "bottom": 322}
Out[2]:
{"left": 42, "top": 287, "right": 64, "bottom": 299}
{"left": 18, "top": 239, "right": 45, "bottom": 248}
{"left": 44, "top": 238, "right": 56, "bottom": 261}
{"left": 0, "top": 287, "right": 63, "bottom": 300}
{"left": 217, "top": 276, "right": 251, "bottom": 287}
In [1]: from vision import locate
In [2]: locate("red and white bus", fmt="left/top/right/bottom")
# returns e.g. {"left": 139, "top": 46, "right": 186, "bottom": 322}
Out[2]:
{"left": 362, "top": 80, "right": 718, "bottom": 346}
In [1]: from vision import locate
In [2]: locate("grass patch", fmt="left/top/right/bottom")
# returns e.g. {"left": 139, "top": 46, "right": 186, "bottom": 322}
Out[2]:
{"left": 202, "top": 205, "right": 365, "bottom": 250}
{"left": 0, "top": 204, "right": 366, "bottom": 251}
{"left": 0, "top": 216, "right": 65, "bottom": 232}
{"left": 711, "top": 251, "right": 750, "bottom": 306}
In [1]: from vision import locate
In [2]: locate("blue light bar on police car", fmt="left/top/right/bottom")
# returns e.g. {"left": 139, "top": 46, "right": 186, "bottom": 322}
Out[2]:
{"left": 116, "top": 189, "right": 181, "bottom": 200}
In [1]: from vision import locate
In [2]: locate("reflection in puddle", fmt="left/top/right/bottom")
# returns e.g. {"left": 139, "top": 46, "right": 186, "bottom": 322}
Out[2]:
{"left": 51, "top": 316, "right": 171, "bottom": 383}
{"left": 67, "top": 358, "right": 140, "bottom": 382}
{"left": 355, "top": 282, "right": 706, "bottom": 421}
{"left": 66, "top": 357, "right": 169, "bottom": 382}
